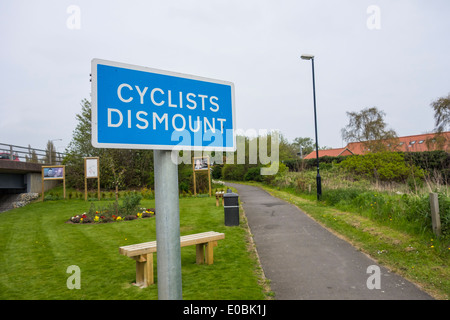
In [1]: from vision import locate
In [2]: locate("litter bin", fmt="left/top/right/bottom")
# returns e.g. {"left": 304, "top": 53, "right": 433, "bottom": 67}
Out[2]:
{"left": 223, "top": 192, "right": 239, "bottom": 226}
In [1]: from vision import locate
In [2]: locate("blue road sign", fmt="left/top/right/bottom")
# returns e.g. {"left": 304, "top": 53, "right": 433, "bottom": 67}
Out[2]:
{"left": 91, "top": 59, "right": 236, "bottom": 151}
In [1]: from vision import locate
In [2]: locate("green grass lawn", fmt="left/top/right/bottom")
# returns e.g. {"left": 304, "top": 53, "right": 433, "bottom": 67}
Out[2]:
{"left": 0, "top": 195, "right": 267, "bottom": 300}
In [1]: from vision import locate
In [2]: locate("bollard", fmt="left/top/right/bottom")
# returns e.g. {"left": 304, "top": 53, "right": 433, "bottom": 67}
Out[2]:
{"left": 429, "top": 193, "right": 441, "bottom": 236}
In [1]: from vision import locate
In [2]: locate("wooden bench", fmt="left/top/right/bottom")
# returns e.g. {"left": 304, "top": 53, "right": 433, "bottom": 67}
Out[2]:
{"left": 215, "top": 191, "right": 225, "bottom": 206}
{"left": 119, "top": 231, "right": 225, "bottom": 288}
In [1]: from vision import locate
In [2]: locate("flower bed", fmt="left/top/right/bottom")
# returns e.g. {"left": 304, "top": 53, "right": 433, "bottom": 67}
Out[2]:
{"left": 68, "top": 207, "right": 155, "bottom": 224}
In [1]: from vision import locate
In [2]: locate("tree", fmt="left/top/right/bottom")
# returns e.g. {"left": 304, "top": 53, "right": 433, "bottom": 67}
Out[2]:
{"left": 64, "top": 98, "right": 155, "bottom": 190}
{"left": 291, "top": 137, "right": 314, "bottom": 158}
{"left": 103, "top": 149, "right": 126, "bottom": 201}
{"left": 65, "top": 99, "right": 96, "bottom": 157}
{"left": 278, "top": 133, "right": 297, "bottom": 161}
{"left": 341, "top": 107, "right": 397, "bottom": 153}
{"left": 44, "top": 140, "right": 57, "bottom": 164}
{"left": 430, "top": 92, "right": 450, "bottom": 133}
{"left": 25, "top": 144, "right": 39, "bottom": 163}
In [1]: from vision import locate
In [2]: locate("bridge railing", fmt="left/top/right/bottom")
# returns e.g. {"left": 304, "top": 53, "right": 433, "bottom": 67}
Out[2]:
{"left": 0, "top": 143, "right": 66, "bottom": 165}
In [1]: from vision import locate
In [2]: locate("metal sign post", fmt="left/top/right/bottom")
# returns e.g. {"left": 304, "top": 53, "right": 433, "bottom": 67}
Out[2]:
{"left": 154, "top": 150, "right": 182, "bottom": 299}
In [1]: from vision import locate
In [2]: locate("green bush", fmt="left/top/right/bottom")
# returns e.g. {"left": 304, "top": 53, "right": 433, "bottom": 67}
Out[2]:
{"left": 284, "top": 155, "right": 349, "bottom": 172}
{"left": 244, "top": 166, "right": 263, "bottom": 182}
{"left": 221, "top": 164, "right": 246, "bottom": 181}
{"left": 338, "top": 152, "right": 424, "bottom": 182}
{"left": 404, "top": 151, "right": 450, "bottom": 183}
{"left": 120, "top": 192, "right": 142, "bottom": 216}
{"left": 211, "top": 164, "right": 223, "bottom": 179}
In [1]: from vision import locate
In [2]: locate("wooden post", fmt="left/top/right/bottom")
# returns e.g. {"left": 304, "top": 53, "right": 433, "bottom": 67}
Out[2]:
{"left": 41, "top": 167, "right": 45, "bottom": 201}
{"left": 207, "top": 157, "right": 211, "bottom": 197}
{"left": 429, "top": 193, "right": 441, "bottom": 236}
{"left": 192, "top": 163, "right": 197, "bottom": 196}
{"left": 63, "top": 166, "right": 66, "bottom": 199}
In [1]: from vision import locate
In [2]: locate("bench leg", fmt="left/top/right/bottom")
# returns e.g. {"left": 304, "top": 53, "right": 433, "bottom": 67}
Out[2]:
{"left": 205, "top": 241, "right": 217, "bottom": 265}
{"left": 134, "top": 253, "right": 154, "bottom": 288}
{"left": 196, "top": 244, "right": 205, "bottom": 264}
{"left": 196, "top": 242, "right": 217, "bottom": 265}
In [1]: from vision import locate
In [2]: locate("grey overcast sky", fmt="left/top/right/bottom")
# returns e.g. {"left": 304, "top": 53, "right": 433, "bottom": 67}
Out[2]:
{"left": 1, "top": 0, "right": 449, "bottom": 152}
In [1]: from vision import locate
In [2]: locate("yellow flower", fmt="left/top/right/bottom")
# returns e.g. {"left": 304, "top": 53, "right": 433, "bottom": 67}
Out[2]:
{"left": 94, "top": 216, "right": 99, "bottom": 222}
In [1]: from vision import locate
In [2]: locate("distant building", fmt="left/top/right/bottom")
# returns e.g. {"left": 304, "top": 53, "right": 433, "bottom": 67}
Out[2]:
{"left": 303, "top": 147, "right": 353, "bottom": 159}
{"left": 303, "top": 131, "right": 450, "bottom": 159}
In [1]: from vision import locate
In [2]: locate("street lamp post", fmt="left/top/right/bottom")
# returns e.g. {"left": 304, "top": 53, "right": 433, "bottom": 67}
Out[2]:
{"left": 301, "top": 54, "right": 322, "bottom": 200}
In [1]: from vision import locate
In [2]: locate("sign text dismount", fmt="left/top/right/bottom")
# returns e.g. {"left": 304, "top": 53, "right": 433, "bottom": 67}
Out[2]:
{"left": 91, "top": 59, "right": 236, "bottom": 151}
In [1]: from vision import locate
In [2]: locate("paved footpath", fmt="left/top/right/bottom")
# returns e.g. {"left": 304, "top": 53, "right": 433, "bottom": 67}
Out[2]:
{"left": 227, "top": 183, "right": 433, "bottom": 300}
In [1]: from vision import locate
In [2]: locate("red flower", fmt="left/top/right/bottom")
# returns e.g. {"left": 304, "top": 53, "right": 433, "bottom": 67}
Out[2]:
{"left": 82, "top": 214, "right": 87, "bottom": 219}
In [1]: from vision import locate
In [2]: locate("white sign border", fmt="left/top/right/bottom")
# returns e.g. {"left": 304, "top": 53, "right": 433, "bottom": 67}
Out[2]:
{"left": 91, "top": 58, "right": 236, "bottom": 152}
{"left": 85, "top": 157, "right": 99, "bottom": 179}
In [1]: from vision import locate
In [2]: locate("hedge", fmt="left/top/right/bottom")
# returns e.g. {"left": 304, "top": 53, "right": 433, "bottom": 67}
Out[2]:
{"left": 286, "top": 151, "right": 449, "bottom": 182}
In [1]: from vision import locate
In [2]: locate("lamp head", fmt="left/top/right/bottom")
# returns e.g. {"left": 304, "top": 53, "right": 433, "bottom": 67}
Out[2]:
{"left": 301, "top": 54, "right": 314, "bottom": 60}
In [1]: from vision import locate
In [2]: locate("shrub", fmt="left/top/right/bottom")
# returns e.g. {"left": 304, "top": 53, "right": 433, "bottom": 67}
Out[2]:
{"left": 404, "top": 151, "right": 450, "bottom": 183}
{"left": 211, "top": 164, "right": 223, "bottom": 179}
{"left": 222, "top": 164, "right": 246, "bottom": 181}
{"left": 140, "top": 187, "right": 153, "bottom": 199}
{"left": 120, "top": 192, "right": 142, "bottom": 216}
{"left": 244, "top": 166, "right": 262, "bottom": 181}
{"left": 338, "top": 152, "right": 424, "bottom": 182}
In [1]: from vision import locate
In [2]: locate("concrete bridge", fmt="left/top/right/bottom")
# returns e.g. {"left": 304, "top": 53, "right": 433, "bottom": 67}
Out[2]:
{"left": 0, "top": 160, "right": 48, "bottom": 193}
{"left": 0, "top": 143, "right": 65, "bottom": 212}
